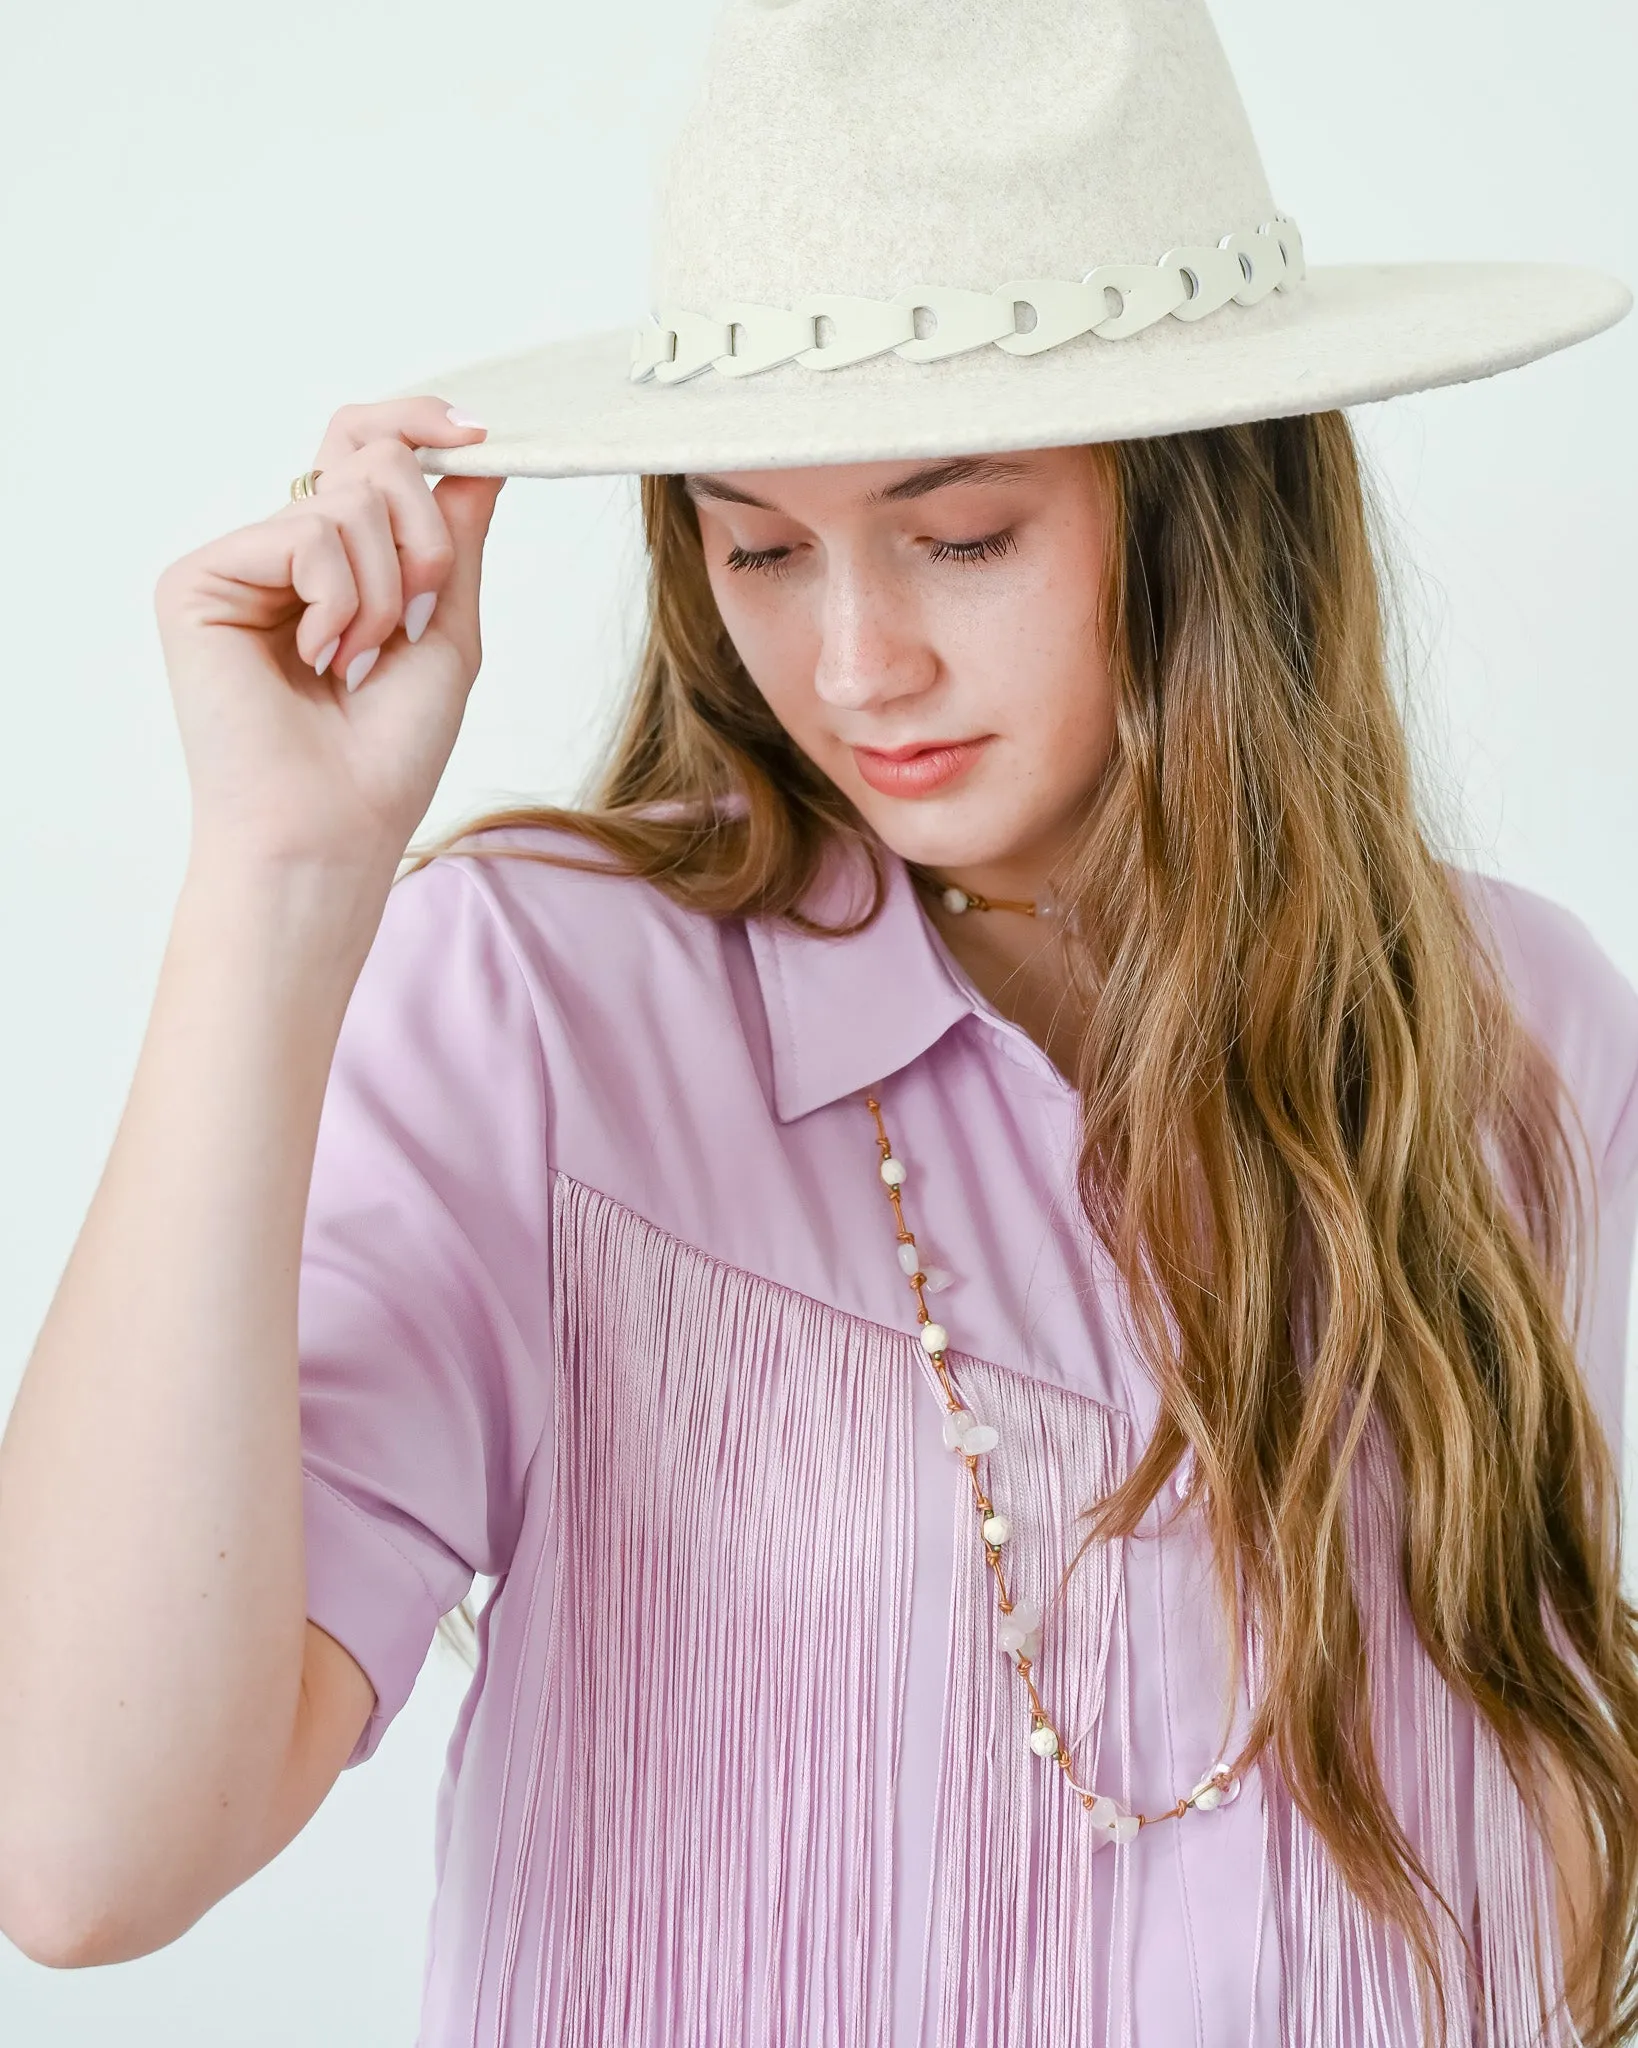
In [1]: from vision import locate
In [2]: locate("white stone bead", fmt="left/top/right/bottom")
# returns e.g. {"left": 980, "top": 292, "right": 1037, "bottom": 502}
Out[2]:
{"left": 1112, "top": 1812, "right": 1141, "bottom": 1844}
{"left": 921, "top": 1265, "right": 954, "bottom": 1292}
{"left": 942, "top": 886, "right": 971, "bottom": 913}
{"left": 1029, "top": 1725, "right": 1060, "bottom": 1758}
{"left": 919, "top": 1321, "right": 948, "bottom": 1355}
{"left": 981, "top": 1514, "right": 1012, "bottom": 1546}
{"left": 1193, "top": 1784, "right": 1221, "bottom": 1811}
{"left": 942, "top": 1408, "right": 998, "bottom": 1455}
{"left": 1088, "top": 1795, "right": 1119, "bottom": 1830}
{"left": 996, "top": 1598, "right": 1041, "bottom": 1656}
{"left": 895, "top": 1241, "right": 922, "bottom": 1275}
{"left": 880, "top": 1155, "right": 907, "bottom": 1186}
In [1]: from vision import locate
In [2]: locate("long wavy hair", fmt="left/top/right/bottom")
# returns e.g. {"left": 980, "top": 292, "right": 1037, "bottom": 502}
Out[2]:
{"left": 411, "top": 412, "right": 1638, "bottom": 2042}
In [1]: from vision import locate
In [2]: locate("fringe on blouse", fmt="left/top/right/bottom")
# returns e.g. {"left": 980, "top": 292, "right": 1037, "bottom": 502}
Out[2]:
{"left": 472, "top": 1173, "right": 1572, "bottom": 2047}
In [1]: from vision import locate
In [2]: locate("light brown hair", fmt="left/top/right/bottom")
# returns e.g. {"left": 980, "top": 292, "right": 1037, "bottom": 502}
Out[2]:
{"left": 412, "top": 414, "right": 1638, "bottom": 2042}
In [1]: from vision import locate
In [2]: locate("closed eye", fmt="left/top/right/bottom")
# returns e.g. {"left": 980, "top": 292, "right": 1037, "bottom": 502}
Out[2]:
{"left": 723, "top": 529, "right": 1019, "bottom": 578}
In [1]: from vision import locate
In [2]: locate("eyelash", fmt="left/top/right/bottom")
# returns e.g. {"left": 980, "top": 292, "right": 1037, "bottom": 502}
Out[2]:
{"left": 723, "top": 529, "right": 1018, "bottom": 579}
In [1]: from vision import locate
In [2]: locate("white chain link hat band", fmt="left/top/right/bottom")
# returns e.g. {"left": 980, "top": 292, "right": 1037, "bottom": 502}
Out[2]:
{"left": 399, "top": 0, "right": 1628, "bottom": 478}
{"left": 631, "top": 215, "right": 1304, "bottom": 385}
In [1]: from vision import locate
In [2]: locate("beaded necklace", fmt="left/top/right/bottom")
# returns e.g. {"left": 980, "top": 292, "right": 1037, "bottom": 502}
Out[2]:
{"left": 935, "top": 883, "right": 1046, "bottom": 917}
{"left": 919, "top": 871, "right": 1055, "bottom": 920}
{"left": 863, "top": 1093, "right": 1242, "bottom": 1847}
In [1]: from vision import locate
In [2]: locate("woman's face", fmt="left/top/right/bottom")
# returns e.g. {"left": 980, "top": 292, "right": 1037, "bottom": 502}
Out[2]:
{"left": 684, "top": 443, "right": 1118, "bottom": 880}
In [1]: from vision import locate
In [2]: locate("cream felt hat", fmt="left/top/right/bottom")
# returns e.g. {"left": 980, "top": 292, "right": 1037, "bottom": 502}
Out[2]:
{"left": 403, "top": 0, "right": 1630, "bottom": 483}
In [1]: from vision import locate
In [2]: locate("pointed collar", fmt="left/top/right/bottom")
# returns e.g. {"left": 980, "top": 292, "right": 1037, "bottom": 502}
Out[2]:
{"left": 744, "top": 836, "right": 979, "bottom": 1123}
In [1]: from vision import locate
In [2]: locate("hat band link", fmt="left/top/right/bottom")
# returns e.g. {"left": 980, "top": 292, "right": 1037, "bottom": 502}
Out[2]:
{"left": 630, "top": 215, "right": 1304, "bottom": 384}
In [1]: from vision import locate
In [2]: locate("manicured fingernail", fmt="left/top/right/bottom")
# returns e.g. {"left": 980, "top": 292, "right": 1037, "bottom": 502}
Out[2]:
{"left": 446, "top": 407, "right": 487, "bottom": 429}
{"left": 313, "top": 635, "right": 341, "bottom": 677}
{"left": 344, "top": 646, "right": 380, "bottom": 693}
{"left": 402, "top": 591, "right": 437, "bottom": 643}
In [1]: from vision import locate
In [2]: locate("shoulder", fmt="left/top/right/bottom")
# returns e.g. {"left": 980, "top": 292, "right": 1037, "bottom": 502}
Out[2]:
{"left": 1448, "top": 864, "right": 1638, "bottom": 1183}
{"left": 379, "top": 819, "right": 755, "bottom": 1071}
{"left": 378, "top": 818, "right": 789, "bottom": 1206}
{"left": 400, "top": 817, "right": 734, "bottom": 977}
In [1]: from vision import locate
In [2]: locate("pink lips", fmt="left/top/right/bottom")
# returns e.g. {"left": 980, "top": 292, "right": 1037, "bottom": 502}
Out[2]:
{"left": 850, "top": 737, "right": 991, "bottom": 797}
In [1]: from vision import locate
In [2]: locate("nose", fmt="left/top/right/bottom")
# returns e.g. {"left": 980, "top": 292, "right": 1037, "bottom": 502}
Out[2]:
{"left": 809, "top": 550, "right": 936, "bottom": 714}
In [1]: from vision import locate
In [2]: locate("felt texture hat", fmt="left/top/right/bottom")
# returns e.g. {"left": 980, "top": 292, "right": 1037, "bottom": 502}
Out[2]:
{"left": 403, "top": 0, "right": 1631, "bottom": 481}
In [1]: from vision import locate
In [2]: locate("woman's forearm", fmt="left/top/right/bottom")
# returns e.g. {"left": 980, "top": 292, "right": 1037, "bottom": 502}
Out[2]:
{"left": 0, "top": 854, "right": 391, "bottom": 1955}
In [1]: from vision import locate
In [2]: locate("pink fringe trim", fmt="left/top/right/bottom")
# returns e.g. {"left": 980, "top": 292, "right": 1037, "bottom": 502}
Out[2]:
{"left": 1253, "top": 1419, "right": 1581, "bottom": 2047}
{"left": 471, "top": 1175, "right": 1579, "bottom": 2045}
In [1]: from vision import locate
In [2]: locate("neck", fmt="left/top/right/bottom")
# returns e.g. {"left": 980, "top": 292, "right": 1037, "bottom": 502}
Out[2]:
{"left": 913, "top": 853, "right": 1080, "bottom": 1081}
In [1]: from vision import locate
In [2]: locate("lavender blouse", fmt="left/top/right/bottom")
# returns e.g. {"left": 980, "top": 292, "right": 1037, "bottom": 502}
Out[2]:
{"left": 296, "top": 824, "right": 1638, "bottom": 2047}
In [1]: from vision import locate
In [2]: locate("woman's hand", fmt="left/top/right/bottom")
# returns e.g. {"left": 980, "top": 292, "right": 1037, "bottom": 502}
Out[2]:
{"left": 153, "top": 395, "right": 505, "bottom": 879}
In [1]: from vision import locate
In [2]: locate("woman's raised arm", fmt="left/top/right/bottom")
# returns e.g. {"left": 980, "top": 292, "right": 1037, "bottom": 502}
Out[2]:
{"left": 0, "top": 398, "right": 503, "bottom": 1963}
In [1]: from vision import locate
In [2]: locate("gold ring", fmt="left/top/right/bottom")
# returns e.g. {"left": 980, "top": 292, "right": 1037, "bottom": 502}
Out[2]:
{"left": 289, "top": 468, "right": 324, "bottom": 501}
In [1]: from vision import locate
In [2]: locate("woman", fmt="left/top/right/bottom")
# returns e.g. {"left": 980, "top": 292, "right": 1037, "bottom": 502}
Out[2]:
{"left": 1, "top": 1, "right": 1635, "bottom": 2043}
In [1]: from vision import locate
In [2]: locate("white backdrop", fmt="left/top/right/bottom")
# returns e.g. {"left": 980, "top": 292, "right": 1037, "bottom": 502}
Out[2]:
{"left": 0, "top": 1, "right": 1633, "bottom": 2040}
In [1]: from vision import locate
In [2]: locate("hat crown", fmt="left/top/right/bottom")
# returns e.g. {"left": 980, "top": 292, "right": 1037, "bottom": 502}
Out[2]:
{"left": 650, "top": 0, "right": 1279, "bottom": 311}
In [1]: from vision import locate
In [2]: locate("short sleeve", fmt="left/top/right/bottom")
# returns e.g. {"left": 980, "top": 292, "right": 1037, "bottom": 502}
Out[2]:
{"left": 1455, "top": 868, "right": 1638, "bottom": 1470}
{"left": 297, "top": 856, "right": 554, "bottom": 1767}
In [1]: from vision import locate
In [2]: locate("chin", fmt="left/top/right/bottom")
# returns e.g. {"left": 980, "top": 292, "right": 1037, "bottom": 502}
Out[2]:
{"left": 848, "top": 789, "right": 1034, "bottom": 872}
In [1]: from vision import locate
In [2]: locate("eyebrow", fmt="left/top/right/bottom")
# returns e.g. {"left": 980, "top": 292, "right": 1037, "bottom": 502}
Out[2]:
{"left": 680, "top": 455, "right": 1037, "bottom": 510}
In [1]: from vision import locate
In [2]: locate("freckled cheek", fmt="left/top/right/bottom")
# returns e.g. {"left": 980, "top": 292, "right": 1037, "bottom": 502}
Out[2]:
{"left": 759, "top": 670, "right": 830, "bottom": 749}
{"left": 997, "top": 644, "right": 1118, "bottom": 789}
{"left": 709, "top": 591, "right": 827, "bottom": 739}
{"left": 706, "top": 577, "right": 775, "bottom": 671}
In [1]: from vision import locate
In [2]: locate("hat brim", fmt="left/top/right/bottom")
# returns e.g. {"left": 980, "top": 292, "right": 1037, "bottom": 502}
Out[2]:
{"left": 399, "top": 262, "right": 1630, "bottom": 481}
